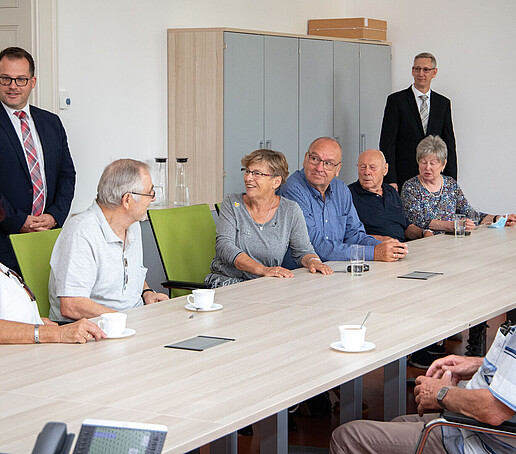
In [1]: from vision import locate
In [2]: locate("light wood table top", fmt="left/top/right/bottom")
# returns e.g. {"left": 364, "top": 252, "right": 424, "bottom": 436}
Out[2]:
{"left": 0, "top": 226, "right": 514, "bottom": 453}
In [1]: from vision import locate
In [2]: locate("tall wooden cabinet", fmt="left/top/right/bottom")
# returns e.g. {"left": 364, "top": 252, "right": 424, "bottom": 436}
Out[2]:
{"left": 168, "top": 28, "right": 391, "bottom": 205}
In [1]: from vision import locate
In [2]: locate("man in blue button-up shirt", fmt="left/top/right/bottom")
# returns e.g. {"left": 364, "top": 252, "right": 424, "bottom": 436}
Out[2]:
{"left": 279, "top": 137, "right": 408, "bottom": 262}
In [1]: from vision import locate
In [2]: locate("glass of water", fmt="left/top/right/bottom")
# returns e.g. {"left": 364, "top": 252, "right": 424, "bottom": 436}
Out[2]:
{"left": 350, "top": 244, "right": 365, "bottom": 276}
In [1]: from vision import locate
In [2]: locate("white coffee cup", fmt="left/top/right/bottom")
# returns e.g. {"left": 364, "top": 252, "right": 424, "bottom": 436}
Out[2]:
{"left": 97, "top": 312, "right": 127, "bottom": 337}
{"left": 187, "top": 289, "right": 215, "bottom": 310}
{"left": 339, "top": 324, "right": 366, "bottom": 350}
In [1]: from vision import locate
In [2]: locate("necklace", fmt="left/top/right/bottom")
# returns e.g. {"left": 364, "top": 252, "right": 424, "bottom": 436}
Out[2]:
{"left": 420, "top": 175, "right": 444, "bottom": 198}
{"left": 257, "top": 196, "right": 276, "bottom": 231}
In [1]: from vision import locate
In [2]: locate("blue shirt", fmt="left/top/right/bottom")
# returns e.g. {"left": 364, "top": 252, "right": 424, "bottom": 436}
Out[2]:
{"left": 348, "top": 181, "right": 410, "bottom": 242}
{"left": 279, "top": 170, "right": 380, "bottom": 262}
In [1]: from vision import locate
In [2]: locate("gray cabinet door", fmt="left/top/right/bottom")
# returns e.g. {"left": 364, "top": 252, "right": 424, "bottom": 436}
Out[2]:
{"left": 333, "top": 41, "right": 360, "bottom": 184}
{"left": 223, "top": 32, "right": 264, "bottom": 195}
{"left": 264, "top": 35, "right": 299, "bottom": 172}
{"left": 298, "top": 38, "right": 334, "bottom": 167}
{"left": 359, "top": 44, "right": 392, "bottom": 153}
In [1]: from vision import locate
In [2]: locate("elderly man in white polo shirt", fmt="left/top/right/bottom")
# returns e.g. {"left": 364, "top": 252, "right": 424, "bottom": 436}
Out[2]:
{"left": 49, "top": 159, "right": 168, "bottom": 322}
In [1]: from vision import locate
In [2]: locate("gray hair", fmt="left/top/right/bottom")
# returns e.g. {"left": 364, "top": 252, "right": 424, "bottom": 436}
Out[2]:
{"left": 416, "top": 135, "right": 448, "bottom": 165}
{"left": 96, "top": 159, "right": 149, "bottom": 209}
{"left": 414, "top": 52, "right": 437, "bottom": 68}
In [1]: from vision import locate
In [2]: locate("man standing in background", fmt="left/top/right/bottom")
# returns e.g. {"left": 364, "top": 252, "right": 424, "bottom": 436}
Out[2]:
{"left": 0, "top": 46, "right": 75, "bottom": 271}
{"left": 380, "top": 52, "right": 456, "bottom": 191}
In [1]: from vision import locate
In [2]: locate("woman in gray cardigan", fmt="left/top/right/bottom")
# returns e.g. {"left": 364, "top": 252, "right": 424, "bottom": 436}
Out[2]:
{"left": 205, "top": 149, "right": 332, "bottom": 287}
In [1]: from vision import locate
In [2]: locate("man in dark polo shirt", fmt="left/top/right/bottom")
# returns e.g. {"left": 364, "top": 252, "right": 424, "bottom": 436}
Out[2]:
{"left": 348, "top": 149, "right": 433, "bottom": 242}
{"left": 349, "top": 149, "right": 440, "bottom": 369}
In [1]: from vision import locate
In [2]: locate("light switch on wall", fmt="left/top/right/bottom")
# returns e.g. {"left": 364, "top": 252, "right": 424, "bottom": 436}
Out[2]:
{"left": 59, "top": 91, "right": 71, "bottom": 110}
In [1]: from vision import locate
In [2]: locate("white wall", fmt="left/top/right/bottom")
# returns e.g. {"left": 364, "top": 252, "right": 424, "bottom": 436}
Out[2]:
{"left": 58, "top": 0, "right": 515, "bottom": 214}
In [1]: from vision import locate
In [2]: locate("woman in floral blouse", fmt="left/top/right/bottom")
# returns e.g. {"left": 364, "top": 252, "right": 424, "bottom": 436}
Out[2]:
{"left": 400, "top": 135, "right": 515, "bottom": 233}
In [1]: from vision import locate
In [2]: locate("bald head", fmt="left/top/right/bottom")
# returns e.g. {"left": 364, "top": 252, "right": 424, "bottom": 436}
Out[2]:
{"left": 303, "top": 137, "right": 343, "bottom": 195}
{"left": 357, "top": 149, "right": 388, "bottom": 195}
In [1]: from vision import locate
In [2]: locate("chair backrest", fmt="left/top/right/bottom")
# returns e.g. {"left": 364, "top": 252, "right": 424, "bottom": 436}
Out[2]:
{"left": 9, "top": 228, "right": 62, "bottom": 318}
{"left": 148, "top": 204, "right": 216, "bottom": 298}
{"left": 215, "top": 202, "right": 221, "bottom": 215}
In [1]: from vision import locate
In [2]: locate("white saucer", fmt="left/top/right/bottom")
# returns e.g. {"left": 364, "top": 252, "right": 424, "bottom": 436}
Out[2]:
{"left": 106, "top": 328, "right": 136, "bottom": 339}
{"left": 185, "top": 303, "right": 223, "bottom": 312}
{"left": 331, "top": 341, "right": 376, "bottom": 353}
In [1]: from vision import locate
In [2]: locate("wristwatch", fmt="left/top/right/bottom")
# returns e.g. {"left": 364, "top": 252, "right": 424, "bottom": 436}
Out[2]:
{"left": 436, "top": 386, "right": 451, "bottom": 410}
{"left": 34, "top": 324, "right": 41, "bottom": 344}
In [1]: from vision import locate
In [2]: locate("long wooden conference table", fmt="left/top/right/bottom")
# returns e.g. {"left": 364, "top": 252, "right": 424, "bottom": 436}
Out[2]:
{"left": 1, "top": 227, "right": 515, "bottom": 453}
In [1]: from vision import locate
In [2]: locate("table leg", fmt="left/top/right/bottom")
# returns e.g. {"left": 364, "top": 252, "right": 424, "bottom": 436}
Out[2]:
{"left": 340, "top": 377, "right": 362, "bottom": 424}
{"left": 260, "top": 409, "right": 288, "bottom": 454}
{"left": 383, "top": 357, "right": 407, "bottom": 421}
{"left": 211, "top": 432, "right": 238, "bottom": 454}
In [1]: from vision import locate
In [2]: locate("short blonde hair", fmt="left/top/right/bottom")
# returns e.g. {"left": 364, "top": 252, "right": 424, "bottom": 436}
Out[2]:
{"left": 241, "top": 149, "right": 289, "bottom": 185}
{"left": 416, "top": 135, "right": 448, "bottom": 166}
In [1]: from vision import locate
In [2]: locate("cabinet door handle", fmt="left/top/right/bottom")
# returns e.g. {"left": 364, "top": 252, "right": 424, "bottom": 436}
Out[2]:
{"left": 265, "top": 140, "right": 271, "bottom": 149}
{"left": 360, "top": 134, "right": 366, "bottom": 154}
{"left": 259, "top": 140, "right": 265, "bottom": 149}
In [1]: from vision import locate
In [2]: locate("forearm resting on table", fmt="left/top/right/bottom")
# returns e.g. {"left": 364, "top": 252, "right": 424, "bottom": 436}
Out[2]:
{"left": 443, "top": 387, "right": 515, "bottom": 426}
{"left": 60, "top": 296, "right": 116, "bottom": 320}
{"left": 428, "top": 219, "right": 454, "bottom": 232}
{"left": 300, "top": 253, "right": 320, "bottom": 268}
{"left": 0, "top": 320, "right": 62, "bottom": 344}
{"left": 234, "top": 253, "right": 267, "bottom": 276}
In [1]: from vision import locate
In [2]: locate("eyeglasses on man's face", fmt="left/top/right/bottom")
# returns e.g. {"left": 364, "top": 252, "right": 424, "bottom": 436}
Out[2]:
{"left": 307, "top": 153, "right": 341, "bottom": 171}
{"left": 241, "top": 168, "right": 276, "bottom": 178}
{"left": 412, "top": 66, "right": 435, "bottom": 74}
{"left": 130, "top": 189, "right": 156, "bottom": 199}
{"left": 0, "top": 76, "right": 32, "bottom": 87}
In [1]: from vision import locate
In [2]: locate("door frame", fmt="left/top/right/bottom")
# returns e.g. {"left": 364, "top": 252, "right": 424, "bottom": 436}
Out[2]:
{"left": 32, "top": 0, "right": 58, "bottom": 113}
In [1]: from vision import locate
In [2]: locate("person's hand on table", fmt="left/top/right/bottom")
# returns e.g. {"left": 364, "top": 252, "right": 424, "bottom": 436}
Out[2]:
{"left": 426, "top": 354, "right": 483, "bottom": 385}
{"left": 505, "top": 214, "right": 516, "bottom": 226}
{"left": 143, "top": 291, "right": 169, "bottom": 304}
{"left": 465, "top": 218, "right": 477, "bottom": 231}
{"left": 373, "top": 239, "right": 408, "bottom": 262}
{"left": 414, "top": 370, "right": 453, "bottom": 416}
{"left": 264, "top": 266, "right": 294, "bottom": 278}
{"left": 59, "top": 318, "right": 105, "bottom": 343}
{"left": 308, "top": 260, "right": 333, "bottom": 275}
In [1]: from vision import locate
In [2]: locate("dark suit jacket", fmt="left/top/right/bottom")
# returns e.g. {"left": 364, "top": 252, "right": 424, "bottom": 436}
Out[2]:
{"left": 379, "top": 86, "right": 456, "bottom": 190}
{"left": 0, "top": 104, "right": 75, "bottom": 269}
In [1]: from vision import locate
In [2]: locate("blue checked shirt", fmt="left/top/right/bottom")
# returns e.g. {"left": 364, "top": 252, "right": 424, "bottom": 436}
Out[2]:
{"left": 279, "top": 170, "right": 380, "bottom": 262}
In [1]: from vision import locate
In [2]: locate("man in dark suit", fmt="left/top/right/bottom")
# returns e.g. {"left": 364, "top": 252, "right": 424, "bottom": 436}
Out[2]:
{"left": 0, "top": 47, "right": 75, "bottom": 270}
{"left": 380, "top": 52, "right": 456, "bottom": 192}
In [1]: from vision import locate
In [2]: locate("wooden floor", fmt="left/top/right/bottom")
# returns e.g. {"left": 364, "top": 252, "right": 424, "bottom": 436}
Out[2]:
{"left": 201, "top": 314, "right": 505, "bottom": 453}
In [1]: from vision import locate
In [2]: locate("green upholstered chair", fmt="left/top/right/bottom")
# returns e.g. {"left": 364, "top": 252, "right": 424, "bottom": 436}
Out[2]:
{"left": 147, "top": 204, "right": 215, "bottom": 298}
{"left": 9, "top": 228, "right": 62, "bottom": 318}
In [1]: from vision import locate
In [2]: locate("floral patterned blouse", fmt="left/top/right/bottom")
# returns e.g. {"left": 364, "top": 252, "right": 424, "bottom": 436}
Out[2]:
{"left": 400, "top": 175, "right": 486, "bottom": 232}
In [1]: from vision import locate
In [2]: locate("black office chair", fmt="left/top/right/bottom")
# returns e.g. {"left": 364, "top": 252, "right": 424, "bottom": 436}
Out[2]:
{"left": 414, "top": 411, "right": 516, "bottom": 453}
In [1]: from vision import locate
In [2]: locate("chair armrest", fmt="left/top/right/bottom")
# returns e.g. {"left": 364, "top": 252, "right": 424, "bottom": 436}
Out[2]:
{"left": 443, "top": 411, "right": 516, "bottom": 433}
{"left": 161, "top": 280, "right": 211, "bottom": 291}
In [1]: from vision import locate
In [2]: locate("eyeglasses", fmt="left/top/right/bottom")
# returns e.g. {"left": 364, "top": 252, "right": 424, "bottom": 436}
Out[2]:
{"left": 0, "top": 267, "right": 36, "bottom": 301}
{"left": 0, "top": 76, "right": 32, "bottom": 87}
{"left": 130, "top": 189, "right": 156, "bottom": 199}
{"left": 123, "top": 257, "right": 128, "bottom": 291}
{"left": 307, "top": 153, "right": 341, "bottom": 171}
{"left": 241, "top": 168, "right": 276, "bottom": 178}
{"left": 412, "top": 66, "right": 435, "bottom": 74}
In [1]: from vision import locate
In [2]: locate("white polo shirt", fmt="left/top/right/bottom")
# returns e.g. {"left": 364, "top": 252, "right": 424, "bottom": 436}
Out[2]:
{"left": 0, "top": 262, "right": 43, "bottom": 325}
{"left": 49, "top": 202, "right": 147, "bottom": 322}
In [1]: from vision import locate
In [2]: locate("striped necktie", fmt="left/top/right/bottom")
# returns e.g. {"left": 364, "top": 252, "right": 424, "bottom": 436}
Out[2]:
{"left": 14, "top": 111, "right": 44, "bottom": 216}
{"left": 419, "top": 94, "right": 429, "bottom": 134}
